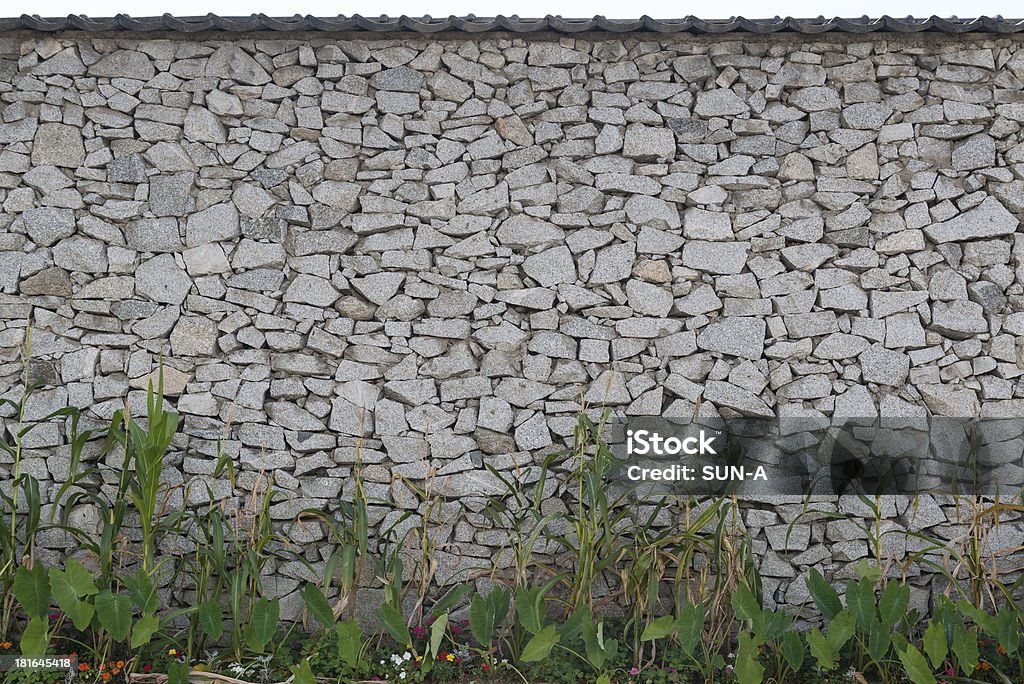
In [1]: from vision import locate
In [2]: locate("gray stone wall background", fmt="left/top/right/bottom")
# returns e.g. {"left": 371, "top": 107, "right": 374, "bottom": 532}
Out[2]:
{"left": 2, "top": 29, "right": 1024, "bottom": 616}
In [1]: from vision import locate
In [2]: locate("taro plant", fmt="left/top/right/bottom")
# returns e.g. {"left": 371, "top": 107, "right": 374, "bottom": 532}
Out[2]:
{"left": 803, "top": 562, "right": 916, "bottom": 684}
{"left": 729, "top": 582, "right": 804, "bottom": 684}
{"left": 640, "top": 600, "right": 728, "bottom": 682}
{"left": 13, "top": 557, "right": 162, "bottom": 674}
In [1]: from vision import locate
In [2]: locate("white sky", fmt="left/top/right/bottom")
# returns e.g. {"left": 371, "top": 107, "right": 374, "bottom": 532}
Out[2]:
{"left": 4, "top": 0, "right": 1023, "bottom": 21}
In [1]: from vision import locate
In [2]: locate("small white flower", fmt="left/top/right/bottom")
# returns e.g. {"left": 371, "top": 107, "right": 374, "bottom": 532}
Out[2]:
{"left": 403, "top": 652, "right": 412, "bottom": 661}
{"left": 399, "top": 672, "right": 407, "bottom": 680}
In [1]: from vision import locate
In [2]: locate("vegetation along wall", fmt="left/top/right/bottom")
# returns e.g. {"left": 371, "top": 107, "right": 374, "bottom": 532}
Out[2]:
{"left": 2, "top": 24, "right": 1024, "bottom": 625}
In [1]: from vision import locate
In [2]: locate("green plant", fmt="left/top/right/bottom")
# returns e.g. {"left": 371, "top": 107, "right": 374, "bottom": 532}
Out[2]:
{"left": 1, "top": 330, "right": 95, "bottom": 641}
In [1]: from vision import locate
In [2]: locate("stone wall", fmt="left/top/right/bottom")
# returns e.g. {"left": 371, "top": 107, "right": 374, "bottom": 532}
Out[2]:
{"left": 2, "top": 28, "right": 1024, "bottom": 617}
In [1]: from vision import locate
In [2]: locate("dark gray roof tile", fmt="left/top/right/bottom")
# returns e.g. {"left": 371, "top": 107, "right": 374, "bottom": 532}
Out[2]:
{"left": 0, "top": 14, "right": 1023, "bottom": 34}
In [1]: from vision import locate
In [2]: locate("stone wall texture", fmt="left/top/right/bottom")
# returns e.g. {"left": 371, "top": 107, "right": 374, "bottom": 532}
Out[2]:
{"left": 3, "top": 28, "right": 1024, "bottom": 617}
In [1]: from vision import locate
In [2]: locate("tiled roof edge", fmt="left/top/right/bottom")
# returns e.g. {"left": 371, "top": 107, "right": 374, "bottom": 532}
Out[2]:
{"left": 2, "top": 14, "right": 1024, "bottom": 34}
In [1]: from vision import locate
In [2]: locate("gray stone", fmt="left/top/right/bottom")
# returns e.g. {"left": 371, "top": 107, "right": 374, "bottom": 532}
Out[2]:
{"left": 284, "top": 274, "right": 340, "bottom": 307}
{"left": 952, "top": 134, "right": 996, "bottom": 170}
{"left": 171, "top": 316, "right": 219, "bottom": 356}
{"left": 923, "top": 197, "right": 1018, "bottom": 243}
{"left": 918, "top": 384, "right": 980, "bottom": 416}
{"left": 126, "top": 218, "right": 182, "bottom": 253}
{"left": 931, "top": 300, "right": 989, "bottom": 339}
{"left": 622, "top": 124, "right": 676, "bottom": 160}
{"left": 32, "top": 123, "right": 85, "bottom": 168}
{"left": 697, "top": 317, "right": 766, "bottom": 360}
{"left": 813, "top": 333, "right": 870, "bottom": 360}
{"left": 370, "top": 66, "right": 424, "bottom": 92}
{"left": 267, "top": 402, "right": 328, "bottom": 431}
{"left": 589, "top": 242, "right": 636, "bottom": 284}
{"left": 523, "top": 246, "right": 576, "bottom": 286}
{"left": 683, "top": 208, "right": 732, "bottom": 240}
{"left": 206, "top": 46, "right": 271, "bottom": 85}
{"left": 351, "top": 272, "right": 406, "bottom": 305}
{"left": 704, "top": 380, "right": 773, "bottom": 418}
{"left": 859, "top": 343, "right": 910, "bottom": 386}
{"left": 150, "top": 174, "right": 193, "bottom": 217}
{"left": 24, "top": 207, "right": 75, "bottom": 246}
{"left": 136, "top": 254, "right": 191, "bottom": 305}
{"left": 625, "top": 280, "right": 673, "bottom": 316}
{"left": 625, "top": 196, "right": 680, "bottom": 229}
{"left": 584, "top": 370, "right": 631, "bottom": 404}
{"left": 89, "top": 50, "right": 155, "bottom": 80}
{"left": 53, "top": 237, "right": 107, "bottom": 273}
{"left": 681, "top": 241, "right": 749, "bottom": 274}
{"left": 186, "top": 203, "right": 240, "bottom": 246}
{"left": 694, "top": 89, "right": 748, "bottom": 116}
{"left": 497, "top": 215, "right": 564, "bottom": 247}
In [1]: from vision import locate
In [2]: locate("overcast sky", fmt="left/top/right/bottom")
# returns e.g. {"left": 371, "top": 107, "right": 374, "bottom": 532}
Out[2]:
{"left": 5, "top": 0, "right": 1023, "bottom": 20}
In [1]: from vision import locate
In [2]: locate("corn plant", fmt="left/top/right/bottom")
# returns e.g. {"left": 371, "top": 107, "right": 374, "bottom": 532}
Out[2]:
{"left": 481, "top": 453, "right": 562, "bottom": 590}
{"left": 105, "top": 365, "right": 179, "bottom": 575}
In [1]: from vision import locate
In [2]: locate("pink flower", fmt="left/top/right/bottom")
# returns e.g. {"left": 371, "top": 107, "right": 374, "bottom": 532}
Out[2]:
{"left": 413, "top": 625, "right": 428, "bottom": 639}
{"left": 629, "top": 667, "right": 639, "bottom": 675}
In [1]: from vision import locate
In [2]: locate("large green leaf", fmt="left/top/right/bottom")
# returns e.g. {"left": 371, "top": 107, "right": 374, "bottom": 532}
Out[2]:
{"left": 735, "top": 632, "right": 765, "bottom": 684}
{"left": 640, "top": 615, "right": 675, "bottom": 642}
{"left": 469, "top": 592, "right": 495, "bottom": 649}
{"left": 897, "top": 642, "right": 937, "bottom": 684}
{"left": 826, "top": 610, "right": 856, "bottom": 654}
{"left": 95, "top": 590, "right": 133, "bottom": 642}
{"left": 301, "top": 584, "right": 335, "bottom": 628}
{"left": 732, "top": 583, "right": 762, "bottom": 623}
{"left": 290, "top": 658, "right": 316, "bottom": 684}
{"left": 867, "top": 618, "right": 891, "bottom": 663}
{"left": 377, "top": 602, "right": 411, "bottom": 647}
{"left": 515, "top": 586, "right": 544, "bottom": 635}
{"left": 581, "top": 618, "right": 605, "bottom": 669}
{"left": 245, "top": 597, "right": 279, "bottom": 652}
{"left": 429, "top": 613, "right": 448, "bottom": 661}
{"left": 782, "top": 630, "right": 804, "bottom": 672}
{"left": 922, "top": 620, "right": 947, "bottom": 669}
{"left": 336, "top": 619, "right": 363, "bottom": 668}
{"left": 952, "top": 624, "right": 979, "bottom": 677}
{"left": 487, "top": 588, "right": 509, "bottom": 631}
{"left": 199, "top": 601, "right": 223, "bottom": 641}
{"left": 806, "top": 568, "right": 842, "bottom": 620}
{"left": 677, "top": 602, "right": 704, "bottom": 653}
{"left": 20, "top": 616, "right": 50, "bottom": 657}
{"left": 878, "top": 581, "right": 909, "bottom": 628}
{"left": 167, "top": 661, "right": 189, "bottom": 684}
{"left": 956, "top": 600, "right": 997, "bottom": 638}
{"left": 997, "top": 607, "right": 1020, "bottom": 656}
{"left": 49, "top": 568, "right": 85, "bottom": 628}
{"left": 49, "top": 567, "right": 95, "bottom": 632}
{"left": 131, "top": 613, "right": 160, "bottom": 649}
{"left": 520, "top": 624, "right": 560, "bottom": 662}
{"left": 761, "top": 609, "right": 791, "bottom": 643}
{"left": 14, "top": 563, "right": 50, "bottom": 619}
{"left": 807, "top": 628, "right": 834, "bottom": 671}
{"left": 431, "top": 585, "right": 473, "bottom": 617}
{"left": 846, "top": 578, "right": 876, "bottom": 629}
{"left": 126, "top": 568, "right": 158, "bottom": 615}
{"left": 63, "top": 559, "right": 99, "bottom": 597}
